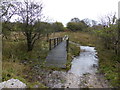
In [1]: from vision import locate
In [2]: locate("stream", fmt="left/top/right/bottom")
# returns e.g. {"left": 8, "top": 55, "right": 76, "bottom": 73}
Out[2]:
{"left": 70, "top": 46, "right": 98, "bottom": 76}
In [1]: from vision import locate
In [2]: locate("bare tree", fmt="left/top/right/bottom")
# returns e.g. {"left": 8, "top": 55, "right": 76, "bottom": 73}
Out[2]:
{"left": 1, "top": 1, "right": 18, "bottom": 39}
{"left": 15, "top": 0, "right": 44, "bottom": 51}
{"left": 1, "top": 0, "right": 45, "bottom": 51}
{"left": 0, "top": 1, "right": 18, "bottom": 22}
{"left": 99, "top": 12, "right": 116, "bottom": 26}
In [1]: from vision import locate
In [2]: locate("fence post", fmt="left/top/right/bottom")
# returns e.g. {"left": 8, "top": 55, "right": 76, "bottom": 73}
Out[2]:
{"left": 66, "top": 37, "right": 69, "bottom": 52}
{"left": 49, "top": 39, "right": 51, "bottom": 50}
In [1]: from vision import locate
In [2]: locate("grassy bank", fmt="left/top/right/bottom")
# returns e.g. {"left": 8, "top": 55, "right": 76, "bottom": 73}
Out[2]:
{"left": 96, "top": 40, "right": 120, "bottom": 87}
{"left": 66, "top": 43, "right": 80, "bottom": 70}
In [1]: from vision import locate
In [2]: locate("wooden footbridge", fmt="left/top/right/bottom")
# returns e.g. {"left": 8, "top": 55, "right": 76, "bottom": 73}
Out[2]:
{"left": 46, "top": 35, "right": 69, "bottom": 68}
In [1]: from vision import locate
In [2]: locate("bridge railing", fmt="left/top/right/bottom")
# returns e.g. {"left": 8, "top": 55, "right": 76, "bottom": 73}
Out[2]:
{"left": 49, "top": 37, "right": 63, "bottom": 50}
{"left": 49, "top": 35, "right": 69, "bottom": 51}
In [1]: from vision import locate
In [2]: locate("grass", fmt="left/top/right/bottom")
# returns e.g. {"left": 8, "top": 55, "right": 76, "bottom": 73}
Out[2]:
{"left": 2, "top": 61, "right": 47, "bottom": 88}
{"left": 2, "top": 33, "right": 49, "bottom": 88}
{"left": 2, "top": 61, "right": 27, "bottom": 81}
{"left": 96, "top": 43, "right": 120, "bottom": 87}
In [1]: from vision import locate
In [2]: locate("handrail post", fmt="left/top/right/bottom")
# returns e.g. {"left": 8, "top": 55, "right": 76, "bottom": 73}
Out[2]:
{"left": 49, "top": 39, "right": 51, "bottom": 50}
{"left": 66, "top": 37, "right": 69, "bottom": 52}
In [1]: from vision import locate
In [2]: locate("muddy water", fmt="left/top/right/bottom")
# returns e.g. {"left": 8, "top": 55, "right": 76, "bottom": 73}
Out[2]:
{"left": 69, "top": 46, "right": 98, "bottom": 76}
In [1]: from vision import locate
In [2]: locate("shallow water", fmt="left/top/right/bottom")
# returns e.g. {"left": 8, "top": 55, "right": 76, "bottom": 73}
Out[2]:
{"left": 69, "top": 46, "right": 98, "bottom": 76}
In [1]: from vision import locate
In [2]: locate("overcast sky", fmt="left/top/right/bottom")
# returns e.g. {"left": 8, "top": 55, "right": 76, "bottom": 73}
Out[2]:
{"left": 37, "top": 0, "right": 119, "bottom": 26}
